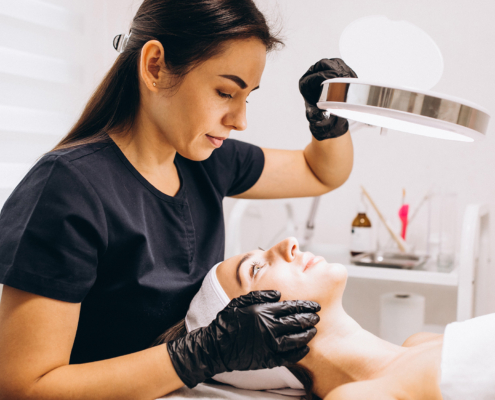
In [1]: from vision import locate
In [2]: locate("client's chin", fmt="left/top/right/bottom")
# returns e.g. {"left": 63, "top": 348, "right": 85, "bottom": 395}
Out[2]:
{"left": 328, "top": 263, "right": 348, "bottom": 278}
{"left": 316, "top": 262, "right": 348, "bottom": 285}
{"left": 316, "top": 263, "right": 348, "bottom": 303}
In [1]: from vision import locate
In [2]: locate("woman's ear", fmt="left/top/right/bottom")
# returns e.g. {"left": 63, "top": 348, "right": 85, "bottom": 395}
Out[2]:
{"left": 139, "top": 40, "right": 166, "bottom": 92}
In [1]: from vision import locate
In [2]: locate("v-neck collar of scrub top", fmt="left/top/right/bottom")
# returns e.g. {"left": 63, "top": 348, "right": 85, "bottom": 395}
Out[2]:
{"left": 110, "top": 140, "right": 186, "bottom": 205}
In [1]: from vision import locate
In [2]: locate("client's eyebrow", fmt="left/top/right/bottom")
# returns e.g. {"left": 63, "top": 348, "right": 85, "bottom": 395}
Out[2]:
{"left": 236, "top": 252, "right": 254, "bottom": 286}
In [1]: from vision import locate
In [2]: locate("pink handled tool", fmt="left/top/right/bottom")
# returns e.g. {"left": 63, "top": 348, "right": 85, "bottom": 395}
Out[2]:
{"left": 398, "top": 204, "right": 409, "bottom": 240}
{"left": 398, "top": 189, "right": 409, "bottom": 240}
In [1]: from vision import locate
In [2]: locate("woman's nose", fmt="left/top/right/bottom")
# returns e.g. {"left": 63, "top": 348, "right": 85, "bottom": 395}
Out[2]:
{"left": 223, "top": 102, "right": 247, "bottom": 131}
{"left": 279, "top": 237, "right": 299, "bottom": 262}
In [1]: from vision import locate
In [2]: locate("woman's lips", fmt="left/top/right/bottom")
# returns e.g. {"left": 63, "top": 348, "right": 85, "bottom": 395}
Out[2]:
{"left": 206, "top": 134, "right": 226, "bottom": 148}
{"left": 303, "top": 253, "right": 324, "bottom": 272}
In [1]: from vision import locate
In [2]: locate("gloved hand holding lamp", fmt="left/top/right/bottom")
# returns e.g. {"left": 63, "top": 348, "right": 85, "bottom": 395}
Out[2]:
{"left": 299, "top": 58, "right": 358, "bottom": 141}
{"left": 167, "top": 290, "right": 320, "bottom": 388}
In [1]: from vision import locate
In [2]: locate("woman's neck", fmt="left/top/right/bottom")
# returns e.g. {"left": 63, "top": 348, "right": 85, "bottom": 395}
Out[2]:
{"left": 110, "top": 110, "right": 181, "bottom": 197}
{"left": 110, "top": 110, "right": 177, "bottom": 172}
{"left": 299, "top": 304, "right": 406, "bottom": 398}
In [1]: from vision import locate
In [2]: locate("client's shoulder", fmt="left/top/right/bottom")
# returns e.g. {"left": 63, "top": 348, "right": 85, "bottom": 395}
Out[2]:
{"left": 325, "top": 380, "right": 405, "bottom": 400}
{"left": 402, "top": 332, "right": 443, "bottom": 347}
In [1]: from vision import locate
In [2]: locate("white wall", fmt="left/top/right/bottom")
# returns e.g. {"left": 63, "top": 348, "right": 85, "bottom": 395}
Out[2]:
{"left": 0, "top": 0, "right": 111, "bottom": 202}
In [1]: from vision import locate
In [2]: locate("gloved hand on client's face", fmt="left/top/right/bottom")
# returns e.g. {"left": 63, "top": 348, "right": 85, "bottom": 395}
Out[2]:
{"left": 299, "top": 58, "right": 358, "bottom": 141}
{"left": 167, "top": 290, "right": 320, "bottom": 388}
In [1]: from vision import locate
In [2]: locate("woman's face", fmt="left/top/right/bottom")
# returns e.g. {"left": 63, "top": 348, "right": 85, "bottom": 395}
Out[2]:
{"left": 147, "top": 38, "right": 266, "bottom": 161}
{"left": 217, "top": 237, "right": 348, "bottom": 308}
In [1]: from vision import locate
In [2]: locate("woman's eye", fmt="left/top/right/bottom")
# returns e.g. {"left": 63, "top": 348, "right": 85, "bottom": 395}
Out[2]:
{"left": 217, "top": 91, "right": 248, "bottom": 103}
{"left": 251, "top": 261, "right": 265, "bottom": 278}
{"left": 217, "top": 91, "right": 233, "bottom": 99}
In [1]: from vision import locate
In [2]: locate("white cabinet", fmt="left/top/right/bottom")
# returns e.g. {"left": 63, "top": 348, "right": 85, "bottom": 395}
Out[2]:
{"left": 343, "top": 204, "right": 489, "bottom": 322}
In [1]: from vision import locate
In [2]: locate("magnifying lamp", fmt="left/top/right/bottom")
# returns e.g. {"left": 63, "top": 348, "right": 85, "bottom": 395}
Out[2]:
{"left": 301, "top": 77, "right": 491, "bottom": 251}
{"left": 317, "top": 78, "right": 490, "bottom": 142}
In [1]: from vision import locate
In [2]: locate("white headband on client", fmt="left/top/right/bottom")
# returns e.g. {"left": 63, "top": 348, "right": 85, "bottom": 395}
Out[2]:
{"left": 185, "top": 262, "right": 305, "bottom": 397}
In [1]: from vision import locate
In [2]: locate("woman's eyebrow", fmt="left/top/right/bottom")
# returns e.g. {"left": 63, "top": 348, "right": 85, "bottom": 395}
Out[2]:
{"left": 219, "top": 75, "right": 260, "bottom": 91}
{"left": 236, "top": 252, "right": 254, "bottom": 286}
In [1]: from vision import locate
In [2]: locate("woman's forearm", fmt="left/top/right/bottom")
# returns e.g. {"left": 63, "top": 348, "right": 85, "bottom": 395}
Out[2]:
{"left": 23, "top": 344, "right": 183, "bottom": 400}
{"left": 303, "top": 131, "right": 354, "bottom": 191}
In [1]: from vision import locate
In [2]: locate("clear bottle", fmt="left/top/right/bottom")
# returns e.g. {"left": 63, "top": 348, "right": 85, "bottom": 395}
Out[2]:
{"left": 350, "top": 197, "right": 372, "bottom": 257}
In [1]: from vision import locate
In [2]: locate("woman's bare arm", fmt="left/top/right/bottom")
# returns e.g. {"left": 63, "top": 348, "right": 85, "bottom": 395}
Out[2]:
{"left": 0, "top": 285, "right": 183, "bottom": 400}
{"left": 235, "top": 132, "right": 353, "bottom": 199}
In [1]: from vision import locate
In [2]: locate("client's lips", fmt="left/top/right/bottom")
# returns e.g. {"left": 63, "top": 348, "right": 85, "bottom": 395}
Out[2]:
{"left": 303, "top": 253, "right": 324, "bottom": 272}
{"left": 206, "top": 134, "right": 227, "bottom": 148}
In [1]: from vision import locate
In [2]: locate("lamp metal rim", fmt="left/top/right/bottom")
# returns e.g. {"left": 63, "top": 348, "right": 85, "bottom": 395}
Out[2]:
{"left": 317, "top": 78, "right": 490, "bottom": 137}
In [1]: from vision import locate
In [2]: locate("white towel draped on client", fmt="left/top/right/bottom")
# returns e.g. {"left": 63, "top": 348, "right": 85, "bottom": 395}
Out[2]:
{"left": 184, "top": 263, "right": 305, "bottom": 397}
{"left": 160, "top": 383, "right": 301, "bottom": 400}
{"left": 440, "top": 313, "right": 495, "bottom": 400}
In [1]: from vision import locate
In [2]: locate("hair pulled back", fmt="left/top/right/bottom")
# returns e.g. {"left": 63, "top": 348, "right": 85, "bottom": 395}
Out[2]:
{"left": 54, "top": 0, "right": 284, "bottom": 151}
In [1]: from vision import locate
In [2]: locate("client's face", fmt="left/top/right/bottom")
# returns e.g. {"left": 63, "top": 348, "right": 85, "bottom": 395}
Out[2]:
{"left": 217, "top": 237, "right": 347, "bottom": 308}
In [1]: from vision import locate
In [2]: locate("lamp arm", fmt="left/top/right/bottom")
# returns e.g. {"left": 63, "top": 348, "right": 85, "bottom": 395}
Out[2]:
{"left": 301, "top": 196, "right": 321, "bottom": 249}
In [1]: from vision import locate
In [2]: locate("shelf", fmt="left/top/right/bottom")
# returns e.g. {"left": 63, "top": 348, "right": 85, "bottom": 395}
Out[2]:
{"left": 345, "top": 264, "right": 459, "bottom": 286}
{"left": 300, "top": 244, "right": 459, "bottom": 287}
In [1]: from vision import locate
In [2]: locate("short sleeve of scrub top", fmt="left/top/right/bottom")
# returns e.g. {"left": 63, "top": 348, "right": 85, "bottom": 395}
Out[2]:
{"left": 0, "top": 155, "right": 107, "bottom": 302}
{"left": 0, "top": 137, "right": 264, "bottom": 364}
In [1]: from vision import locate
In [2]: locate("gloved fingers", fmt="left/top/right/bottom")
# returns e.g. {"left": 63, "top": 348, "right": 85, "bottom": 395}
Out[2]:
{"left": 268, "top": 299, "right": 321, "bottom": 317}
{"left": 299, "top": 58, "right": 358, "bottom": 105}
{"left": 305, "top": 101, "right": 328, "bottom": 122}
{"left": 306, "top": 104, "right": 350, "bottom": 141}
{"left": 300, "top": 70, "right": 357, "bottom": 105}
{"left": 271, "top": 313, "right": 320, "bottom": 336}
{"left": 273, "top": 327, "right": 317, "bottom": 353}
{"left": 276, "top": 346, "right": 311, "bottom": 366}
{"left": 315, "top": 58, "right": 357, "bottom": 77}
{"left": 300, "top": 58, "right": 357, "bottom": 80}
{"left": 300, "top": 72, "right": 334, "bottom": 105}
{"left": 226, "top": 290, "right": 281, "bottom": 310}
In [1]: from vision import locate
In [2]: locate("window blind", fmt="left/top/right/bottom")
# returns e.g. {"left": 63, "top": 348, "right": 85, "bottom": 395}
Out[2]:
{"left": 0, "top": 0, "right": 88, "bottom": 208}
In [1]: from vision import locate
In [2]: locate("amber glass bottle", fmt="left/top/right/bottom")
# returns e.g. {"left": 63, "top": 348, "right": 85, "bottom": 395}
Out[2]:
{"left": 350, "top": 200, "right": 372, "bottom": 256}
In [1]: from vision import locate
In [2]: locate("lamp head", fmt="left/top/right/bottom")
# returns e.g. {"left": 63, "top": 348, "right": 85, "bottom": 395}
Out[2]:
{"left": 317, "top": 78, "right": 490, "bottom": 142}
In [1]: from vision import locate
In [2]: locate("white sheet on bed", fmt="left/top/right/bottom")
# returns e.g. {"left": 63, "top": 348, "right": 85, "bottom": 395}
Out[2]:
{"left": 159, "top": 383, "right": 302, "bottom": 400}
{"left": 440, "top": 313, "right": 495, "bottom": 400}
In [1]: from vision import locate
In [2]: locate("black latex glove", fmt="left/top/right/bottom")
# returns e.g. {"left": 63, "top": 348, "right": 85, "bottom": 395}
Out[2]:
{"left": 167, "top": 290, "right": 320, "bottom": 388}
{"left": 299, "top": 58, "right": 358, "bottom": 141}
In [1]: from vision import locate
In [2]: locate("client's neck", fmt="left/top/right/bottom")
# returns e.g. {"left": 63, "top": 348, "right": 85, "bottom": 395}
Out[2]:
{"left": 299, "top": 302, "right": 405, "bottom": 398}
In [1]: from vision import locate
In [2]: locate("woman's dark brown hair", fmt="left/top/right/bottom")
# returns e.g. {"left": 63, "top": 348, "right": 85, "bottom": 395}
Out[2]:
{"left": 53, "top": 0, "right": 284, "bottom": 151}
{"left": 152, "top": 319, "right": 319, "bottom": 400}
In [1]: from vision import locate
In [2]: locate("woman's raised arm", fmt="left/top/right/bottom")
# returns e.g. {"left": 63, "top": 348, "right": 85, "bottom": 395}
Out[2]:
{"left": 235, "top": 133, "right": 353, "bottom": 199}
{"left": 234, "top": 58, "right": 356, "bottom": 200}
{"left": 0, "top": 285, "right": 183, "bottom": 400}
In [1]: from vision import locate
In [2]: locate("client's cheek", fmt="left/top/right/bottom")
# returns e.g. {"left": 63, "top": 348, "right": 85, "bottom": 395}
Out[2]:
{"left": 252, "top": 276, "right": 284, "bottom": 296}
{"left": 270, "top": 281, "right": 305, "bottom": 302}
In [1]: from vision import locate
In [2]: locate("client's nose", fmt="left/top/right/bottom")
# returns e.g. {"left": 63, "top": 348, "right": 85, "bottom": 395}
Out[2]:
{"left": 278, "top": 237, "right": 299, "bottom": 262}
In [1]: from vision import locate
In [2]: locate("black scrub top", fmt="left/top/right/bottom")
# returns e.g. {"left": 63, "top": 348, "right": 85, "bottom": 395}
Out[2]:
{"left": 0, "top": 137, "right": 264, "bottom": 364}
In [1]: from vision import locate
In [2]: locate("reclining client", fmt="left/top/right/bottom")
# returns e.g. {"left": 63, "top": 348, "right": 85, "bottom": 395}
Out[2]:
{"left": 154, "top": 237, "right": 495, "bottom": 400}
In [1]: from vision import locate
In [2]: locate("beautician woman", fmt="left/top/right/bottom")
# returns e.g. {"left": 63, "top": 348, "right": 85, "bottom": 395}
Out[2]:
{"left": 0, "top": 1, "right": 355, "bottom": 399}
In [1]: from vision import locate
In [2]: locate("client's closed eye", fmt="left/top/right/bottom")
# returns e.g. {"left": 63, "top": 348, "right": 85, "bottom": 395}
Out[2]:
{"left": 251, "top": 261, "right": 266, "bottom": 278}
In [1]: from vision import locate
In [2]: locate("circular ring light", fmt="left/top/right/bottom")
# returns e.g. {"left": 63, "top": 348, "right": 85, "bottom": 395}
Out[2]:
{"left": 317, "top": 78, "right": 490, "bottom": 142}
